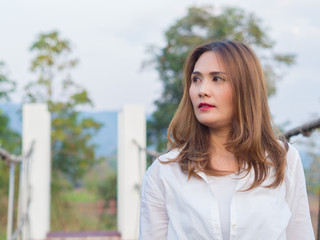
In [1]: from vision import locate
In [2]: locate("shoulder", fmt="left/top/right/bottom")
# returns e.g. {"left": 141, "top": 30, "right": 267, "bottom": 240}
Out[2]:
{"left": 141, "top": 149, "right": 183, "bottom": 198}
{"left": 145, "top": 148, "right": 182, "bottom": 182}
{"left": 284, "top": 143, "right": 304, "bottom": 183}
{"left": 285, "top": 143, "right": 301, "bottom": 169}
{"left": 158, "top": 148, "right": 180, "bottom": 163}
{"left": 275, "top": 140, "right": 300, "bottom": 172}
{"left": 147, "top": 148, "right": 180, "bottom": 173}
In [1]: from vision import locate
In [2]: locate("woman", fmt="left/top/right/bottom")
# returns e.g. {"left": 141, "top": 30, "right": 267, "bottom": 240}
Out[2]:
{"left": 139, "top": 40, "right": 314, "bottom": 240}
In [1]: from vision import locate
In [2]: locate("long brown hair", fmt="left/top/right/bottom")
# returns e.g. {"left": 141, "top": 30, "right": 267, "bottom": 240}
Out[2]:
{"left": 166, "top": 40, "right": 288, "bottom": 190}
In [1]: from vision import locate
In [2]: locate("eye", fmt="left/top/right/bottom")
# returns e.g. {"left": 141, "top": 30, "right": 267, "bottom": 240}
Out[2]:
{"left": 212, "top": 76, "right": 225, "bottom": 82}
{"left": 192, "top": 76, "right": 200, "bottom": 82}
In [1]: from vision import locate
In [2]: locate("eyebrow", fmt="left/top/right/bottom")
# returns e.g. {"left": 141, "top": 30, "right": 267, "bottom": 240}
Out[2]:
{"left": 191, "top": 71, "right": 227, "bottom": 76}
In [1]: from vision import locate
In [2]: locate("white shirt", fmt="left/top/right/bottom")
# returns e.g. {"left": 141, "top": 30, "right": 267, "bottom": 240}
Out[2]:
{"left": 207, "top": 174, "right": 239, "bottom": 240}
{"left": 139, "top": 143, "right": 315, "bottom": 240}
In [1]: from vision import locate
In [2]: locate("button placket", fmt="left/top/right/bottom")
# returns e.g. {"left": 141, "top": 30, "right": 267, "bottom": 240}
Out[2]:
{"left": 229, "top": 192, "right": 237, "bottom": 240}
{"left": 206, "top": 179, "right": 223, "bottom": 240}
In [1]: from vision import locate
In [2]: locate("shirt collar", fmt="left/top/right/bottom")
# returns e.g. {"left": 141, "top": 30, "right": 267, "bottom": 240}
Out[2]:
{"left": 195, "top": 167, "right": 254, "bottom": 191}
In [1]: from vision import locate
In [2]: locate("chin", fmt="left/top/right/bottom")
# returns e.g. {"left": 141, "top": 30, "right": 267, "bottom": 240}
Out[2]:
{"left": 197, "top": 119, "right": 216, "bottom": 128}
{"left": 197, "top": 119, "right": 231, "bottom": 131}
{"left": 196, "top": 116, "right": 217, "bottom": 126}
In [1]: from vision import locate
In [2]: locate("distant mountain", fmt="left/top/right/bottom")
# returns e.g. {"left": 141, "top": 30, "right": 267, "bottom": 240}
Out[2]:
{"left": 0, "top": 103, "right": 118, "bottom": 157}
{"left": 80, "top": 111, "right": 118, "bottom": 157}
{"left": 299, "top": 150, "right": 313, "bottom": 169}
{"left": 0, "top": 103, "right": 22, "bottom": 134}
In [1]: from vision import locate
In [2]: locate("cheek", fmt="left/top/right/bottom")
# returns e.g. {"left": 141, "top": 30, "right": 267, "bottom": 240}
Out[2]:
{"left": 189, "top": 87, "right": 197, "bottom": 106}
{"left": 220, "top": 87, "right": 233, "bottom": 110}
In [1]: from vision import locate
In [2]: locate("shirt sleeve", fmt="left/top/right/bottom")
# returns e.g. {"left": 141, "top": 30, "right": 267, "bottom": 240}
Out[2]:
{"left": 285, "top": 145, "right": 315, "bottom": 240}
{"left": 139, "top": 163, "right": 168, "bottom": 240}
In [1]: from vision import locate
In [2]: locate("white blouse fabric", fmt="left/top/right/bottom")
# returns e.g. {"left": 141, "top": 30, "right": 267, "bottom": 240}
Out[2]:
{"left": 139, "top": 143, "right": 315, "bottom": 240}
{"left": 207, "top": 174, "right": 239, "bottom": 240}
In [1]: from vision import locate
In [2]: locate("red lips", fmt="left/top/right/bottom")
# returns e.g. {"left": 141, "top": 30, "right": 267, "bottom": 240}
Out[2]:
{"left": 198, "top": 102, "right": 215, "bottom": 108}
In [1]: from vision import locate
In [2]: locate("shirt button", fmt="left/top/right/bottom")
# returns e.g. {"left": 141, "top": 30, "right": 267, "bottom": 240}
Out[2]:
{"left": 231, "top": 223, "right": 236, "bottom": 227}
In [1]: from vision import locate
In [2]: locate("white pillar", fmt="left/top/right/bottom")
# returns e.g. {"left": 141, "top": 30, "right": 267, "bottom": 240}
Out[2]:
{"left": 117, "top": 105, "right": 146, "bottom": 240}
{"left": 22, "top": 103, "right": 51, "bottom": 240}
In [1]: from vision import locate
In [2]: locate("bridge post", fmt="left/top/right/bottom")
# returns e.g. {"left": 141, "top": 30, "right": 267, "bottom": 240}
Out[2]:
{"left": 117, "top": 105, "right": 146, "bottom": 240}
{"left": 22, "top": 103, "right": 51, "bottom": 239}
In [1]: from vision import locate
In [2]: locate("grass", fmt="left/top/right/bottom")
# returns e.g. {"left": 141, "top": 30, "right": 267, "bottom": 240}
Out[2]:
{"left": 60, "top": 188, "right": 99, "bottom": 203}
{"left": 51, "top": 187, "right": 117, "bottom": 231}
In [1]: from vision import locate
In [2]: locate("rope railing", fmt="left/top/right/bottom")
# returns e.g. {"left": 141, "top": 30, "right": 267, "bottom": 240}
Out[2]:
{"left": 0, "top": 149, "right": 23, "bottom": 164}
{"left": 1, "top": 141, "right": 35, "bottom": 240}
{"left": 132, "top": 139, "right": 160, "bottom": 160}
{"left": 283, "top": 117, "right": 320, "bottom": 140}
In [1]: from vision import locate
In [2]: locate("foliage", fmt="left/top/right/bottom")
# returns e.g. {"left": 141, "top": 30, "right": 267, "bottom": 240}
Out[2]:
{"left": 306, "top": 154, "right": 320, "bottom": 194}
{"left": 97, "top": 170, "right": 117, "bottom": 202}
{"left": 0, "top": 62, "right": 20, "bottom": 152}
{"left": 0, "top": 111, "right": 21, "bottom": 196}
{"left": 61, "top": 188, "right": 99, "bottom": 203}
{"left": 84, "top": 155, "right": 117, "bottom": 202}
{"left": 0, "top": 62, "right": 21, "bottom": 238}
{"left": 51, "top": 156, "right": 118, "bottom": 231}
{"left": 51, "top": 188, "right": 116, "bottom": 231}
{"left": 0, "top": 62, "right": 21, "bottom": 192}
{"left": 24, "top": 31, "right": 103, "bottom": 185}
{"left": 303, "top": 134, "right": 320, "bottom": 194}
{"left": 146, "top": 6, "right": 296, "bottom": 152}
{"left": 0, "top": 62, "right": 16, "bottom": 102}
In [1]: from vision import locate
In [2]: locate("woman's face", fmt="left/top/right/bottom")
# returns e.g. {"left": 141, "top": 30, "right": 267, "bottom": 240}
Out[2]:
{"left": 189, "top": 51, "right": 233, "bottom": 132}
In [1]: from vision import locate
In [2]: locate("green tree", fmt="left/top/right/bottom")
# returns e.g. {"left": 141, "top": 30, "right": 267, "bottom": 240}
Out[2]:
{"left": 0, "top": 62, "right": 16, "bottom": 103}
{"left": 0, "top": 62, "right": 21, "bottom": 237}
{"left": 0, "top": 62, "right": 20, "bottom": 153}
{"left": 303, "top": 135, "right": 320, "bottom": 194}
{"left": 0, "top": 61, "right": 21, "bottom": 184}
{"left": 146, "top": 6, "right": 295, "bottom": 152}
{"left": 24, "top": 31, "right": 102, "bottom": 185}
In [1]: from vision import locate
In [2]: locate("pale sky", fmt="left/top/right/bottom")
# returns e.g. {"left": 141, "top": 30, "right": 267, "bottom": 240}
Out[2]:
{"left": 0, "top": 0, "right": 319, "bottom": 131}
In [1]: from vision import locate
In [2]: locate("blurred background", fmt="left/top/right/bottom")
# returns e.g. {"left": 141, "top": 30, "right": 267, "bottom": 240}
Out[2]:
{"left": 0, "top": 0, "right": 319, "bottom": 239}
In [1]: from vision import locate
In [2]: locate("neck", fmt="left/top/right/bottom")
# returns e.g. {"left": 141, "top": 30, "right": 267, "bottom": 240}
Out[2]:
{"left": 209, "top": 128, "right": 229, "bottom": 151}
{"left": 209, "top": 128, "right": 238, "bottom": 172}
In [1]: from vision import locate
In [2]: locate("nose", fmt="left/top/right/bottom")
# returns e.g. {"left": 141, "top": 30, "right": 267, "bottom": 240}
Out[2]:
{"left": 198, "top": 81, "right": 211, "bottom": 97}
